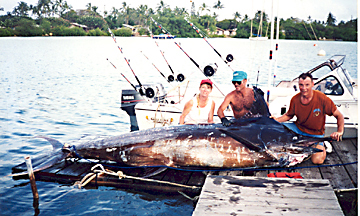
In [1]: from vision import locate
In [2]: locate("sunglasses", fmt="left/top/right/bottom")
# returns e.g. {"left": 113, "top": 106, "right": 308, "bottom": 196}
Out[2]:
{"left": 232, "top": 81, "right": 242, "bottom": 85}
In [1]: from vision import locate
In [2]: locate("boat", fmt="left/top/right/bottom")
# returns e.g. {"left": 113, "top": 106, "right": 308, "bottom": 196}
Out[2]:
{"left": 249, "top": 8, "right": 269, "bottom": 41}
{"left": 120, "top": 55, "right": 358, "bottom": 138}
{"left": 268, "top": 55, "right": 358, "bottom": 138}
{"left": 152, "top": 33, "right": 176, "bottom": 39}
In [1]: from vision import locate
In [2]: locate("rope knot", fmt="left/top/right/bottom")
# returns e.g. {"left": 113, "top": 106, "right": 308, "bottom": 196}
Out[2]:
{"left": 117, "top": 171, "right": 125, "bottom": 179}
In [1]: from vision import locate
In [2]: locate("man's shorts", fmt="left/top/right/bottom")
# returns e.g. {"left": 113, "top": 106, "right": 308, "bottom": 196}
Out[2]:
{"left": 282, "top": 122, "right": 324, "bottom": 147}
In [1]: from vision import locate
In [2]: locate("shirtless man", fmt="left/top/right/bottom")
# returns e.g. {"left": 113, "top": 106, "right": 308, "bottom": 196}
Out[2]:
{"left": 217, "top": 71, "right": 254, "bottom": 126}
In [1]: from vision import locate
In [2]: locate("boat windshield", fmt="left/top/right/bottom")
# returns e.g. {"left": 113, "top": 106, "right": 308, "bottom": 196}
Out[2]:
{"left": 314, "top": 76, "right": 344, "bottom": 95}
{"left": 337, "top": 67, "right": 354, "bottom": 95}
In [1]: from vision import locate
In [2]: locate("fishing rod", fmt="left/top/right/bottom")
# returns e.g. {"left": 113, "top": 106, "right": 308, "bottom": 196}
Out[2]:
{"left": 140, "top": 51, "right": 172, "bottom": 84}
{"left": 184, "top": 17, "right": 235, "bottom": 72}
{"left": 154, "top": 41, "right": 185, "bottom": 82}
{"left": 150, "top": 18, "right": 185, "bottom": 82}
{"left": 107, "top": 58, "right": 137, "bottom": 90}
{"left": 108, "top": 28, "right": 155, "bottom": 98}
{"left": 174, "top": 41, "right": 224, "bottom": 96}
{"left": 150, "top": 17, "right": 172, "bottom": 35}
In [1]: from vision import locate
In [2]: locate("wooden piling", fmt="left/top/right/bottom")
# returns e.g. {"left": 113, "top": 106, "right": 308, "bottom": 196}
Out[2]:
{"left": 25, "top": 156, "right": 40, "bottom": 215}
{"left": 25, "top": 156, "right": 39, "bottom": 199}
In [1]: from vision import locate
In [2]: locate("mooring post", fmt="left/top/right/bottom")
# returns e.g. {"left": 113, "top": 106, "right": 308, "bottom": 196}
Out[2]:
{"left": 25, "top": 156, "right": 40, "bottom": 214}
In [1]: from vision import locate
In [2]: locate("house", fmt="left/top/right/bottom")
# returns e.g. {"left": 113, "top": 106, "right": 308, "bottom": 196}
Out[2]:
{"left": 70, "top": 23, "right": 88, "bottom": 31}
{"left": 214, "top": 27, "right": 237, "bottom": 37}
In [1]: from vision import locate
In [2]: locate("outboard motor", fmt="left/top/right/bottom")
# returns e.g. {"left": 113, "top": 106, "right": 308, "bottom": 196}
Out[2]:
{"left": 203, "top": 63, "right": 218, "bottom": 77}
{"left": 120, "top": 84, "right": 167, "bottom": 131}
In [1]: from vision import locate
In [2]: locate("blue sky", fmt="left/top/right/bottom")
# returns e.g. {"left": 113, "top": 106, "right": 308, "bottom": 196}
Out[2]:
{"left": 1, "top": 0, "right": 357, "bottom": 24}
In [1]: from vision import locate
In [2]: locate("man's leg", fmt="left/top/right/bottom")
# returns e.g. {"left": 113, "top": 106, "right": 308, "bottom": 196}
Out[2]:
{"left": 282, "top": 122, "right": 326, "bottom": 164}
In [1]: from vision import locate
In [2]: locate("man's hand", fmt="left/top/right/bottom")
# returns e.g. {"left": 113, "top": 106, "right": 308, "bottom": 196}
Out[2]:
{"left": 330, "top": 131, "right": 343, "bottom": 141}
{"left": 221, "top": 117, "right": 231, "bottom": 127}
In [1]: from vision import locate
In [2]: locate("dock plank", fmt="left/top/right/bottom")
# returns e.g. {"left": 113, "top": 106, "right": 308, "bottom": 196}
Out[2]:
{"left": 319, "top": 146, "right": 355, "bottom": 189}
{"left": 331, "top": 139, "right": 358, "bottom": 187}
{"left": 193, "top": 176, "right": 344, "bottom": 216}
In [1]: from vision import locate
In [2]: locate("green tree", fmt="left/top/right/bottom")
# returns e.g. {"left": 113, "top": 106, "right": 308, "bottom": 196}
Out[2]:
{"left": 12, "top": 1, "right": 30, "bottom": 17}
{"left": 213, "top": 0, "right": 224, "bottom": 10}
{"left": 326, "top": 12, "right": 336, "bottom": 26}
{"left": 14, "top": 18, "right": 43, "bottom": 36}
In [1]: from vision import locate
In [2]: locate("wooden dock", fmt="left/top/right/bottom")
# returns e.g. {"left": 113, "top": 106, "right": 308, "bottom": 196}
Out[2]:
{"left": 193, "top": 138, "right": 357, "bottom": 215}
{"left": 192, "top": 176, "right": 344, "bottom": 215}
{"left": 12, "top": 138, "right": 357, "bottom": 214}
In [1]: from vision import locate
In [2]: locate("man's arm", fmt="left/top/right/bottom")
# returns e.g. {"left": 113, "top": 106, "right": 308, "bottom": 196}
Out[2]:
{"left": 217, "top": 94, "right": 232, "bottom": 126}
{"left": 273, "top": 113, "right": 293, "bottom": 122}
{"left": 217, "top": 94, "right": 232, "bottom": 119}
{"left": 331, "top": 109, "right": 344, "bottom": 141}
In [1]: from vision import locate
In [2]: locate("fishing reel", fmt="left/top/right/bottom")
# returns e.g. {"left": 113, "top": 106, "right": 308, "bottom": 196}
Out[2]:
{"left": 203, "top": 63, "right": 218, "bottom": 77}
{"left": 168, "top": 75, "right": 175, "bottom": 82}
{"left": 139, "top": 87, "right": 155, "bottom": 98}
{"left": 176, "top": 73, "right": 185, "bottom": 82}
{"left": 226, "top": 54, "right": 234, "bottom": 63}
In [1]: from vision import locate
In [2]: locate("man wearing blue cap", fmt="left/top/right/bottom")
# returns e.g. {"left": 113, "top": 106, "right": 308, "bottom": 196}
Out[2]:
{"left": 217, "top": 71, "right": 255, "bottom": 126}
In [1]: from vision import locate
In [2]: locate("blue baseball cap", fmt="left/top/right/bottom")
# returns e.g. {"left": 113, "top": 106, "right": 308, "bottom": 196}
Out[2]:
{"left": 232, "top": 71, "right": 247, "bottom": 82}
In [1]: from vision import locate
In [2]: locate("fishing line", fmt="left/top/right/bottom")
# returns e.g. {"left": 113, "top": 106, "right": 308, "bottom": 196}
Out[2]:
{"left": 107, "top": 28, "right": 155, "bottom": 98}
{"left": 184, "top": 17, "right": 235, "bottom": 72}
{"left": 174, "top": 41, "right": 225, "bottom": 96}
{"left": 106, "top": 58, "right": 137, "bottom": 90}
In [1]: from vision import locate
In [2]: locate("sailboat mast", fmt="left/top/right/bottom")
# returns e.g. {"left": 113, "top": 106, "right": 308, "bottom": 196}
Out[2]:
{"left": 267, "top": 0, "right": 275, "bottom": 102}
{"left": 273, "top": 0, "right": 280, "bottom": 86}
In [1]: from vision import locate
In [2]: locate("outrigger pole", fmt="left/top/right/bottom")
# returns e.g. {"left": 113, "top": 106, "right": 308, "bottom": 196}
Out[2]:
{"left": 108, "top": 28, "right": 155, "bottom": 98}
{"left": 174, "top": 41, "right": 225, "bottom": 96}
{"left": 184, "top": 17, "right": 235, "bottom": 72}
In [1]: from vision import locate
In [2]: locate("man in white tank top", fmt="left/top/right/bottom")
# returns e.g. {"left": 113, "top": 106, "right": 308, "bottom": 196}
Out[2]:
{"left": 179, "top": 79, "right": 215, "bottom": 124}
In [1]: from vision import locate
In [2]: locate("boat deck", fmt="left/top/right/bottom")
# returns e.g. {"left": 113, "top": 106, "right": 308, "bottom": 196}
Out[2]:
{"left": 12, "top": 138, "right": 357, "bottom": 198}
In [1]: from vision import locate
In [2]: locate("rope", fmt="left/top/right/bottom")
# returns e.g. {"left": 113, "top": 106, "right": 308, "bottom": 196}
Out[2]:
{"left": 76, "top": 164, "right": 200, "bottom": 190}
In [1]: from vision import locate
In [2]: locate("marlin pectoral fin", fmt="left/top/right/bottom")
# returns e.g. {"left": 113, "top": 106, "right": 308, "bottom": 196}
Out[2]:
{"left": 217, "top": 128, "right": 262, "bottom": 152}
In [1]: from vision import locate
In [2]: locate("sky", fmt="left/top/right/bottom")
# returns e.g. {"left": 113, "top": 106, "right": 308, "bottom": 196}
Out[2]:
{"left": 0, "top": 0, "right": 357, "bottom": 24}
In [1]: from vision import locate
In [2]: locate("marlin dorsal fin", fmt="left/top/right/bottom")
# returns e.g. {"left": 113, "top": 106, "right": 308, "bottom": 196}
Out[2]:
{"left": 36, "top": 136, "right": 63, "bottom": 151}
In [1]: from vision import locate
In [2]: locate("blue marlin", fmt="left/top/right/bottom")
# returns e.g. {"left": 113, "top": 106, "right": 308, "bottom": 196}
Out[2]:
{"left": 12, "top": 88, "right": 330, "bottom": 175}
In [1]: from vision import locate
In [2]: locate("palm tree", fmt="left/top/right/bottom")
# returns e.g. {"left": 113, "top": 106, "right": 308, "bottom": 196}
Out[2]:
{"left": 157, "top": 0, "right": 168, "bottom": 14}
{"left": 86, "top": 3, "right": 92, "bottom": 11}
{"left": 121, "top": 2, "right": 127, "bottom": 13}
{"left": 37, "top": 0, "right": 52, "bottom": 17}
{"left": 233, "top": 11, "right": 241, "bottom": 22}
{"left": 213, "top": 0, "right": 224, "bottom": 10}
{"left": 137, "top": 4, "right": 148, "bottom": 25}
{"left": 13, "top": 1, "right": 30, "bottom": 16}
{"left": 199, "top": 3, "right": 210, "bottom": 16}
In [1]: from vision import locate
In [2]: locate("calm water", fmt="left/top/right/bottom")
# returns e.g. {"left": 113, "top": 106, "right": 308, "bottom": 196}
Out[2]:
{"left": 0, "top": 36, "right": 357, "bottom": 215}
